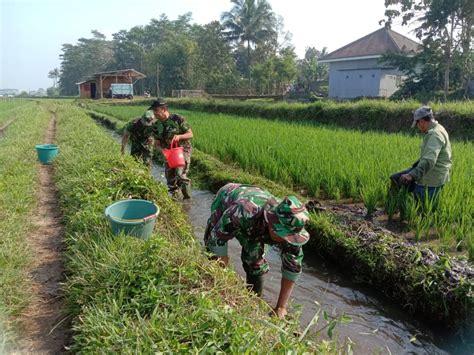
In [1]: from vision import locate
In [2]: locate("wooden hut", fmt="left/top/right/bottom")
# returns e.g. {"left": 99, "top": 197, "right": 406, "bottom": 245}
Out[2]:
{"left": 76, "top": 69, "right": 146, "bottom": 99}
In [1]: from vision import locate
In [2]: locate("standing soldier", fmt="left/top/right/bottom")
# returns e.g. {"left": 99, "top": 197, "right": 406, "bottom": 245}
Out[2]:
{"left": 121, "top": 109, "right": 156, "bottom": 168}
{"left": 204, "top": 183, "right": 310, "bottom": 319}
{"left": 150, "top": 99, "right": 193, "bottom": 199}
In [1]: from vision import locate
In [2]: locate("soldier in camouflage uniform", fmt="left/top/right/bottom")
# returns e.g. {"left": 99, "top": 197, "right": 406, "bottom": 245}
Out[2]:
{"left": 150, "top": 99, "right": 193, "bottom": 199}
{"left": 204, "top": 183, "right": 310, "bottom": 319}
{"left": 121, "top": 110, "right": 156, "bottom": 168}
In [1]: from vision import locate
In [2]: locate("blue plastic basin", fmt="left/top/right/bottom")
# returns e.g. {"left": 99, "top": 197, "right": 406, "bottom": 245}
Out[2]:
{"left": 35, "top": 144, "right": 59, "bottom": 164}
{"left": 105, "top": 199, "right": 160, "bottom": 239}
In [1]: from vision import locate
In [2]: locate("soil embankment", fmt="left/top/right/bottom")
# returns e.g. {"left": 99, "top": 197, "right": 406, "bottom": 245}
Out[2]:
{"left": 17, "top": 113, "right": 70, "bottom": 353}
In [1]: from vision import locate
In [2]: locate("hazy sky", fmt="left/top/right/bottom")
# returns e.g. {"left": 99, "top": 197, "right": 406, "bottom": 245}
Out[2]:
{"left": 1, "top": 0, "right": 415, "bottom": 91}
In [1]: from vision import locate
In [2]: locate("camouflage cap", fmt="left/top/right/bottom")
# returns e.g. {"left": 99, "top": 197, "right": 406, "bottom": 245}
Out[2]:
{"left": 142, "top": 110, "right": 155, "bottom": 125}
{"left": 265, "top": 196, "right": 310, "bottom": 246}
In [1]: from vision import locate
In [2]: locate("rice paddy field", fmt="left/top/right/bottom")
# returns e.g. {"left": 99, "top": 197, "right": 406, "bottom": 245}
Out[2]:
{"left": 0, "top": 100, "right": 340, "bottom": 353}
{"left": 1, "top": 99, "right": 471, "bottom": 352}
{"left": 88, "top": 102, "right": 474, "bottom": 260}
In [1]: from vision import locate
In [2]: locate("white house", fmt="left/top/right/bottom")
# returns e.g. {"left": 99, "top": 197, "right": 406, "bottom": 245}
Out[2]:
{"left": 320, "top": 28, "right": 420, "bottom": 99}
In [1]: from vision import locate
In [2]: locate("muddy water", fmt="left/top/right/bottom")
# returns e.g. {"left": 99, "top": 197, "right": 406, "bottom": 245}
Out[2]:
{"left": 109, "top": 127, "right": 468, "bottom": 355}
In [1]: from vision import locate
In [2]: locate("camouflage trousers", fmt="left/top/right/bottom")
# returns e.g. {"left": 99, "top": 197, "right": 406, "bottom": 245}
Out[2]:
{"left": 165, "top": 150, "right": 192, "bottom": 198}
{"left": 204, "top": 223, "right": 269, "bottom": 277}
{"left": 205, "top": 223, "right": 304, "bottom": 279}
{"left": 131, "top": 144, "right": 152, "bottom": 168}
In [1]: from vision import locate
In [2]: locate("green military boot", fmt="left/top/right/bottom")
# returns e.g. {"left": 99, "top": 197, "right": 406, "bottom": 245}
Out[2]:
{"left": 246, "top": 274, "right": 264, "bottom": 297}
{"left": 181, "top": 182, "right": 192, "bottom": 200}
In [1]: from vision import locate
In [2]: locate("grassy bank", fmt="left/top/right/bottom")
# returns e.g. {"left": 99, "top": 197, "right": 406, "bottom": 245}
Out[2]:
{"left": 0, "top": 99, "right": 29, "bottom": 126}
{"left": 54, "top": 104, "right": 334, "bottom": 352}
{"left": 0, "top": 102, "right": 50, "bottom": 347}
{"left": 86, "top": 107, "right": 473, "bottom": 328}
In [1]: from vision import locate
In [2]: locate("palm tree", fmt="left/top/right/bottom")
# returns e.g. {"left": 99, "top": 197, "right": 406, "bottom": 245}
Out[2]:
{"left": 221, "top": 0, "right": 277, "bottom": 81}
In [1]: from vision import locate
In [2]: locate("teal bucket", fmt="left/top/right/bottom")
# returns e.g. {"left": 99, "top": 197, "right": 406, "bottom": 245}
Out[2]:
{"left": 105, "top": 199, "right": 159, "bottom": 239}
{"left": 35, "top": 144, "right": 59, "bottom": 164}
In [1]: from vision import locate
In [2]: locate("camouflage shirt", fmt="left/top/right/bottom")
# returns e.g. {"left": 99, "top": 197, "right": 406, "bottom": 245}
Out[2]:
{"left": 124, "top": 116, "right": 154, "bottom": 151}
{"left": 208, "top": 183, "right": 304, "bottom": 280}
{"left": 153, "top": 114, "right": 192, "bottom": 152}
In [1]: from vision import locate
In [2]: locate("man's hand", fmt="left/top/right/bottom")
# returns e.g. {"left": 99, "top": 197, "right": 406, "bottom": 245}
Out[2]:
{"left": 171, "top": 135, "right": 181, "bottom": 144}
{"left": 399, "top": 173, "right": 413, "bottom": 185}
{"left": 272, "top": 307, "right": 287, "bottom": 319}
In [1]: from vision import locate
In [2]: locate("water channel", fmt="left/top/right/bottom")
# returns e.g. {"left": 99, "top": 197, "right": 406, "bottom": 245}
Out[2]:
{"left": 108, "top": 127, "right": 471, "bottom": 354}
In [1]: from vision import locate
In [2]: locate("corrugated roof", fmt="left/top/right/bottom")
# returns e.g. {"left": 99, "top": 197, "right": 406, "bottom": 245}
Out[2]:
{"left": 76, "top": 69, "right": 146, "bottom": 86}
{"left": 91, "top": 69, "right": 146, "bottom": 78}
{"left": 320, "top": 28, "right": 420, "bottom": 63}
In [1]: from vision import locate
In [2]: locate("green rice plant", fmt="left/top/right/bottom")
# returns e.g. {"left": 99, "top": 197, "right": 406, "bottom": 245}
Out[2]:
{"left": 467, "top": 230, "right": 474, "bottom": 261}
{"left": 384, "top": 187, "right": 399, "bottom": 221}
{"left": 361, "top": 183, "right": 380, "bottom": 216}
{"left": 165, "top": 97, "right": 474, "bottom": 140}
{"left": 433, "top": 214, "right": 452, "bottom": 250}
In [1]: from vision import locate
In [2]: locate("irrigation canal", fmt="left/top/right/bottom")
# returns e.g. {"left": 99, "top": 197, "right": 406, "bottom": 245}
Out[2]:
{"left": 106, "top": 127, "right": 470, "bottom": 355}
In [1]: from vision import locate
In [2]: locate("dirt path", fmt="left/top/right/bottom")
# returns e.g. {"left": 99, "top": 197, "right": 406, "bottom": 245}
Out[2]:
{"left": 16, "top": 113, "right": 70, "bottom": 354}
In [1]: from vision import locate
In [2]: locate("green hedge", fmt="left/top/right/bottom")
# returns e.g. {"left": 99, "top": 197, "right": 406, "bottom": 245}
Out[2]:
{"left": 165, "top": 98, "right": 474, "bottom": 141}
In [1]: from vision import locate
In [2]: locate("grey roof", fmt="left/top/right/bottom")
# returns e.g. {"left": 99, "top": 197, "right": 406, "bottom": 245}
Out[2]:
{"left": 320, "top": 28, "right": 420, "bottom": 63}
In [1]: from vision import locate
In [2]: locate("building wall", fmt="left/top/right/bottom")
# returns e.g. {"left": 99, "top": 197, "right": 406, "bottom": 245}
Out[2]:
{"left": 98, "top": 77, "right": 131, "bottom": 98}
{"left": 79, "top": 83, "right": 91, "bottom": 98}
{"left": 379, "top": 74, "right": 405, "bottom": 97}
{"left": 328, "top": 58, "right": 403, "bottom": 99}
{"left": 78, "top": 76, "right": 133, "bottom": 99}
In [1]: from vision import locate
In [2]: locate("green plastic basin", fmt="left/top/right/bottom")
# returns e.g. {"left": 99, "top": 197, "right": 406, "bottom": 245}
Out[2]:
{"left": 105, "top": 199, "right": 159, "bottom": 239}
{"left": 35, "top": 144, "right": 59, "bottom": 164}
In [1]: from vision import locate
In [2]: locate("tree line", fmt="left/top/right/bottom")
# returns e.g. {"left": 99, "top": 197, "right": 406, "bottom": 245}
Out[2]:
{"left": 56, "top": 1, "right": 328, "bottom": 97}
{"left": 382, "top": 0, "right": 473, "bottom": 100}
{"left": 54, "top": 0, "right": 472, "bottom": 100}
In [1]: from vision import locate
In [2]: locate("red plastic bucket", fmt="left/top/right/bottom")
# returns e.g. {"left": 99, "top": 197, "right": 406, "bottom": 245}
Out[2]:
{"left": 162, "top": 141, "right": 185, "bottom": 168}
